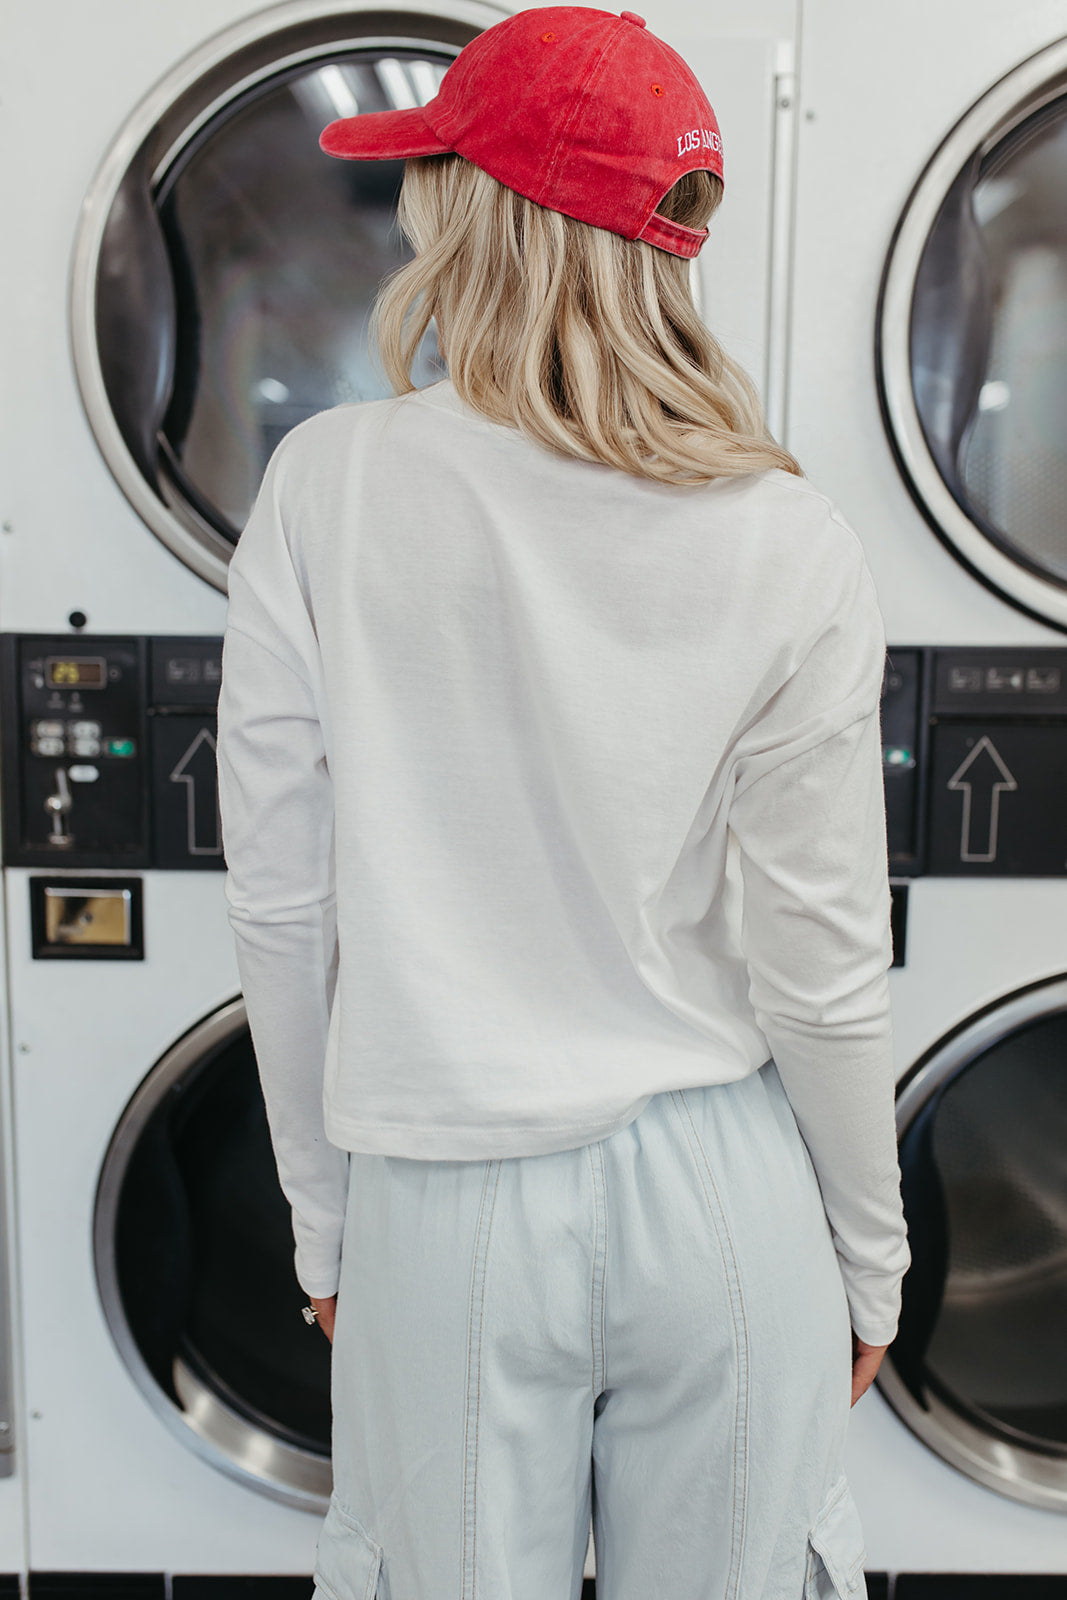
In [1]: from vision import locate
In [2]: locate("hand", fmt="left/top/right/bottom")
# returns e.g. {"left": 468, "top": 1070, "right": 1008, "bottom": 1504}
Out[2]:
{"left": 850, "top": 1330, "right": 889, "bottom": 1407}
{"left": 309, "top": 1293, "right": 338, "bottom": 1345}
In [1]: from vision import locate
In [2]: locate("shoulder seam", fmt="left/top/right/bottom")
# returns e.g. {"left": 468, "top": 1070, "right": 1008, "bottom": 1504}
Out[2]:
{"left": 760, "top": 474, "right": 870, "bottom": 563}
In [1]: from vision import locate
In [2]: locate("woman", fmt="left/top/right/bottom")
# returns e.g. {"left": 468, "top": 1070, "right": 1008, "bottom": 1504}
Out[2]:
{"left": 216, "top": 8, "right": 910, "bottom": 1598}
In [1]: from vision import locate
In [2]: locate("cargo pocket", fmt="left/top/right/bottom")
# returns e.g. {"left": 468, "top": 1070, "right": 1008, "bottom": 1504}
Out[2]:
{"left": 804, "top": 1475, "right": 867, "bottom": 1600}
{"left": 313, "top": 1492, "right": 383, "bottom": 1600}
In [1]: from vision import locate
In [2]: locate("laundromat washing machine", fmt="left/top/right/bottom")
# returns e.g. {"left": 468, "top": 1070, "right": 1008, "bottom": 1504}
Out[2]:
{"left": 787, "top": 0, "right": 1067, "bottom": 1590}
{"left": 0, "top": 0, "right": 801, "bottom": 1590}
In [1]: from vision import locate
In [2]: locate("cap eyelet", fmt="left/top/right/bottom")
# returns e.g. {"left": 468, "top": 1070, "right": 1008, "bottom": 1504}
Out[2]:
{"left": 651, "top": 82, "right": 664, "bottom": 95}
{"left": 541, "top": 30, "right": 555, "bottom": 41}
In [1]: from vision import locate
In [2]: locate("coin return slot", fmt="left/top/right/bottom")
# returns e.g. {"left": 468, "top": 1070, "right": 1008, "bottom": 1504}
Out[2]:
{"left": 29, "top": 878, "right": 144, "bottom": 960}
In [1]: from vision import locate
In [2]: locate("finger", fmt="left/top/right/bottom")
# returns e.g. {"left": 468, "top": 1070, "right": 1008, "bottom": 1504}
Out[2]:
{"left": 850, "top": 1355, "right": 883, "bottom": 1402}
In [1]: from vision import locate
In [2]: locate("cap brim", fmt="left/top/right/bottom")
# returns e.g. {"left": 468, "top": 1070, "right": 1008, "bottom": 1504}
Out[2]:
{"left": 319, "top": 106, "right": 452, "bottom": 160}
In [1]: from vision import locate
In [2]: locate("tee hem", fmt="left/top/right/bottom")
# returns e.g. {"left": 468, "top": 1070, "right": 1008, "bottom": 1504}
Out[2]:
{"left": 323, "top": 1095, "right": 657, "bottom": 1160}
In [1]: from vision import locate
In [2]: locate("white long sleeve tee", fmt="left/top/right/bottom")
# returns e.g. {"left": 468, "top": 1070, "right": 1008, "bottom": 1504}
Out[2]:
{"left": 216, "top": 378, "right": 911, "bottom": 1344}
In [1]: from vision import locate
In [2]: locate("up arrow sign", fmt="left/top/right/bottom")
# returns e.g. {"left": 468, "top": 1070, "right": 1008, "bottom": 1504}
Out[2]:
{"left": 947, "top": 735, "right": 1018, "bottom": 862}
{"left": 169, "top": 726, "right": 222, "bottom": 857}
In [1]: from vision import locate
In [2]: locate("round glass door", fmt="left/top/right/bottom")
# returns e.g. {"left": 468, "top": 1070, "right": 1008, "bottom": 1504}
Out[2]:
{"left": 880, "top": 974, "right": 1067, "bottom": 1511}
{"left": 71, "top": 1, "right": 502, "bottom": 590}
{"left": 153, "top": 53, "right": 450, "bottom": 539}
{"left": 877, "top": 36, "right": 1067, "bottom": 629}
{"left": 94, "top": 998, "right": 334, "bottom": 1510}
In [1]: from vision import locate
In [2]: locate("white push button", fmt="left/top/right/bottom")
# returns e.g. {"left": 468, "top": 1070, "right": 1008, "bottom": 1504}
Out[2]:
{"left": 68, "top": 765, "right": 100, "bottom": 783}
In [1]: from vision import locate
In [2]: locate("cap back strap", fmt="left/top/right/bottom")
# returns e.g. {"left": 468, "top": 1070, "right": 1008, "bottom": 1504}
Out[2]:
{"left": 636, "top": 213, "right": 709, "bottom": 258}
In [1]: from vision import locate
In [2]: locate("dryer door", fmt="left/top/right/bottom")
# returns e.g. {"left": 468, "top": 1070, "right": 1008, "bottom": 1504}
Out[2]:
{"left": 70, "top": 2, "right": 502, "bottom": 592}
{"left": 72, "top": 5, "right": 789, "bottom": 597}
{"left": 879, "top": 973, "right": 1067, "bottom": 1513}
{"left": 877, "top": 37, "right": 1067, "bottom": 630}
{"left": 94, "top": 998, "right": 335, "bottom": 1510}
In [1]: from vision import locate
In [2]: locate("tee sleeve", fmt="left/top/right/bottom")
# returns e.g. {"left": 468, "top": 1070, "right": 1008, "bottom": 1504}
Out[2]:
{"left": 216, "top": 436, "right": 350, "bottom": 1299}
{"left": 727, "top": 533, "right": 911, "bottom": 1345}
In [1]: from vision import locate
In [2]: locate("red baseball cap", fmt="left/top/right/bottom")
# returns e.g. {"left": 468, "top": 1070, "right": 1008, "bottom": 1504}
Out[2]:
{"left": 319, "top": 6, "right": 724, "bottom": 259}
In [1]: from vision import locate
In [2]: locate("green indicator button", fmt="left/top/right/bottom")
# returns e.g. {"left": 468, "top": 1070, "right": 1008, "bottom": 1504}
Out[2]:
{"left": 105, "top": 737, "right": 136, "bottom": 757}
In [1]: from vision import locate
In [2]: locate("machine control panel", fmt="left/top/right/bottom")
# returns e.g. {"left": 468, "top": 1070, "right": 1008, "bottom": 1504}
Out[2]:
{"left": 4, "top": 634, "right": 1067, "bottom": 879}
{"left": 882, "top": 644, "right": 1067, "bottom": 878}
{"left": 0, "top": 633, "right": 224, "bottom": 870}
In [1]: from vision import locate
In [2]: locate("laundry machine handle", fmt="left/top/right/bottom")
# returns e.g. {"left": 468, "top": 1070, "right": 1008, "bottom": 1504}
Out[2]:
{"left": 891, "top": 1088, "right": 950, "bottom": 1409}
{"left": 94, "top": 141, "right": 177, "bottom": 490}
{"left": 908, "top": 150, "right": 992, "bottom": 487}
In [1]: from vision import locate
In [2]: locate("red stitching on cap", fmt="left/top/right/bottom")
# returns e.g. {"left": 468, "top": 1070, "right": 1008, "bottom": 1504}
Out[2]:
{"left": 539, "top": 24, "right": 623, "bottom": 203}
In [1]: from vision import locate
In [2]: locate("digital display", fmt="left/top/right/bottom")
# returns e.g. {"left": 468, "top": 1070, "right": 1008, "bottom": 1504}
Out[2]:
{"left": 45, "top": 657, "right": 106, "bottom": 688}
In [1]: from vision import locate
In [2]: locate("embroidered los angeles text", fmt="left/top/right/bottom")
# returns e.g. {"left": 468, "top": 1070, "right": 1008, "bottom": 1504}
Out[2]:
{"left": 676, "top": 127, "right": 722, "bottom": 157}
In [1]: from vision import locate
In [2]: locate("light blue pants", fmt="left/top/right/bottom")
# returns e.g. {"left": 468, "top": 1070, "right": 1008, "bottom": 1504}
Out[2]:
{"left": 313, "top": 1059, "right": 869, "bottom": 1600}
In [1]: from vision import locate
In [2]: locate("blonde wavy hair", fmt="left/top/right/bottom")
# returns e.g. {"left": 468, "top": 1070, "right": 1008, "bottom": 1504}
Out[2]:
{"left": 369, "top": 153, "right": 802, "bottom": 487}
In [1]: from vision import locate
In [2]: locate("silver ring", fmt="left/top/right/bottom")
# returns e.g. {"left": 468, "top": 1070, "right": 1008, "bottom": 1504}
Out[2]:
{"left": 301, "top": 1304, "right": 319, "bottom": 1324}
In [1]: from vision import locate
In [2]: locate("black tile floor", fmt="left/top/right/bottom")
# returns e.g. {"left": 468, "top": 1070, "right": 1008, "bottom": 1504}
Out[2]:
{"left": 15, "top": 1572, "right": 1067, "bottom": 1597}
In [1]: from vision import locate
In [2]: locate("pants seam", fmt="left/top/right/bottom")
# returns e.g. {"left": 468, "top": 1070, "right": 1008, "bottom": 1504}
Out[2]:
{"left": 462, "top": 1159, "right": 502, "bottom": 1600}
{"left": 670, "top": 1088, "right": 751, "bottom": 1600}
{"left": 597, "top": 1140, "right": 608, "bottom": 1392}
{"left": 588, "top": 1140, "right": 608, "bottom": 1394}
